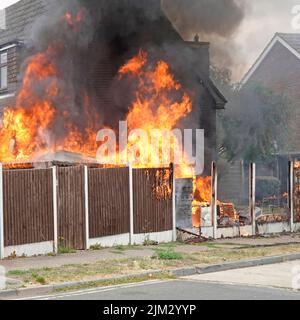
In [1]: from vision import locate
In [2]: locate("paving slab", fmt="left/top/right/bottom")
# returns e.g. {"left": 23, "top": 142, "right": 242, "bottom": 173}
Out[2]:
{"left": 185, "top": 260, "right": 300, "bottom": 290}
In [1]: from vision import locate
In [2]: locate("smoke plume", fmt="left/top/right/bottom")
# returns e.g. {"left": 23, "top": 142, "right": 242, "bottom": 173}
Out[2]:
{"left": 162, "top": 0, "right": 246, "bottom": 74}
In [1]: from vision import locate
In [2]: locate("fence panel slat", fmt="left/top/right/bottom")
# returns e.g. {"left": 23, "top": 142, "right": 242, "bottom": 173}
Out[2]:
{"left": 88, "top": 167, "right": 130, "bottom": 238}
{"left": 57, "top": 166, "right": 86, "bottom": 250}
{"left": 3, "top": 168, "right": 54, "bottom": 247}
{"left": 133, "top": 167, "right": 173, "bottom": 234}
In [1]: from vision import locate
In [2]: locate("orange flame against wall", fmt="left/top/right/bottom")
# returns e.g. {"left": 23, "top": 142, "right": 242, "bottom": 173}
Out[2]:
{"left": 295, "top": 161, "right": 300, "bottom": 170}
{"left": 118, "top": 50, "right": 193, "bottom": 175}
{"left": 0, "top": 46, "right": 193, "bottom": 169}
{"left": 0, "top": 44, "right": 99, "bottom": 162}
{"left": 0, "top": 46, "right": 58, "bottom": 162}
{"left": 193, "top": 176, "right": 212, "bottom": 206}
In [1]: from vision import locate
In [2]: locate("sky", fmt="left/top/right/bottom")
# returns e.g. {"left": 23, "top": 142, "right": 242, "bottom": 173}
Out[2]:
{"left": 0, "top": 0, "right": 19, "bottom": 10}
{"left": 1, "top": 0, "right": 300, "bottom": 81}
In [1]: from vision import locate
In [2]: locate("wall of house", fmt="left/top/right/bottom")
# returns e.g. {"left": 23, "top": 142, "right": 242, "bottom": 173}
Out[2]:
{"left": 243, "top": 41, "right": 300, "bottom": 151}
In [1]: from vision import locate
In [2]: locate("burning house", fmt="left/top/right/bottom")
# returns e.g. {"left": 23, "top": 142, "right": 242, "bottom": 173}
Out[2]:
{"left": 0, "top": 0, "right": 226, "bottom": 165}
{"left": 0, "top": 0, "right": 228, "bottom": 238}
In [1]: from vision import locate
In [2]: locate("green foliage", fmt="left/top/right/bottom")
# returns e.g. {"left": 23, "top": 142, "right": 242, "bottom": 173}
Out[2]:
{"left": 256, "top": 176, "right": 281, "bottom": 201}
{"left": 153, "top": 249, "right": 183, "bottom": 260}
{"left": 89, "top": 243, "right": 103, "bottom": 251}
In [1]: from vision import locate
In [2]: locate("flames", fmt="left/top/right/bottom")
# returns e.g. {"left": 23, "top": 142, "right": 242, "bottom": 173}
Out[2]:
{"left": 118, "top": 50, "right": 193, "bottom": 174}
{"left": 63, "top": 10, "right": 84, "bottom": 28}
{"left": 0, "top": 46, "right": 58, "bottom": 162}
{"left": 0, "top": 43, "right": 194, "bottom": 170}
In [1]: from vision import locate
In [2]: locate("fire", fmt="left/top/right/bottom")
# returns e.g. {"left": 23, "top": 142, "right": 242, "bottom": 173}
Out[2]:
{"left": 0, "top": 44, "right": 99, "bottom": 162}
{"left": 0, "top": 46, "right": 193, "bottom": 167}
{"left": 63, "top": 10, "right": 83, "bottom": 28}
{"left": 0, "top": 46, "right": 58, "bottom": 162}
{"left": 191, "top": 176, "right": 211, "bottom": 228}
{"left": 295, "top": 161, "right": 300, "bottom": 170}
{"left": 118, "top": 49, "right": 193, "bottom": 173}
{"left": 193, "top": 176, "right": 212, "bottom": 206}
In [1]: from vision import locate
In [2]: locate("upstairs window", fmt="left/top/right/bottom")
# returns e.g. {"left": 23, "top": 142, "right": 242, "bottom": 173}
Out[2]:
{"left": 0, "top": 52, "right": 8, "bottom": 90}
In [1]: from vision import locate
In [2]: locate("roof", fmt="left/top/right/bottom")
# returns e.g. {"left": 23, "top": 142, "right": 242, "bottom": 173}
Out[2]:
{"left": 0, "top": 0, "right": 46, "bottom": 46}
{"left": 204, "top": 78, "right": 227, "bottom": 109}
{"left": 240, "top": 33, "right": 300, "bottom": 87}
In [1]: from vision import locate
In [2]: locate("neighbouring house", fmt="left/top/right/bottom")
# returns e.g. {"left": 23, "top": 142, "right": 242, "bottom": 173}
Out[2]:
{"left": 0, "top": 0, "right": 226, "bottom": 174}
{"left": 241, "top": 32, "right": 300, "bottom": 153}
{"left": 225, "top": 33, "right": 300, "bottom": 197}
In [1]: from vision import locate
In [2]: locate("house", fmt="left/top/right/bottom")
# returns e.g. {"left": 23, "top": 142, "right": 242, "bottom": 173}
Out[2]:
{"left": 0, "top": 0, "right": 226, "bottom": 174}
{"left": 241, "top": 33, "right": 300, "bottom": 152}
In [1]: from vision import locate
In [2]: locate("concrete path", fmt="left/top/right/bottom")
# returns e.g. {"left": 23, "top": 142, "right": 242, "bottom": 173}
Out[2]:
{"left": 1, "top": 234, "right": 300, "bottom": 272}
{"left": 185, "top": 260, "right": 300, "bottom": 290}
{"left": 214, "top": 234, "right": 300, "bottom": 246}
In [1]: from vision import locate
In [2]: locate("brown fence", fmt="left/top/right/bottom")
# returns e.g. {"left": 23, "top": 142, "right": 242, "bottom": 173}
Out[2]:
{"left": 133, "top": 167, "right": 173, "bottom": 234}
{"left": 88, "top": 167, "right": 130, "bottom": 239}
{"left": 294, "top": 165, "right": 300, "bottom": 223}
{"left": 3, "top": 168, "right": 54, "bottom": 247}
{"left": 57, "top": 166, "right": 86, "bottom": 250}
{"left": 0, "top": 164, "right": 175, "bottom": 255}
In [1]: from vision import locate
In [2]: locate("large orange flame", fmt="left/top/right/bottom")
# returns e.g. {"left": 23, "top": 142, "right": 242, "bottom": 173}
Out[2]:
{"left": 119, "top": 50, "right": 193, "bottom": 175}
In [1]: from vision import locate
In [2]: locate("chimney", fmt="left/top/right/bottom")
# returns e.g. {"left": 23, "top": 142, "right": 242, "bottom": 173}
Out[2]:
{"left": 186, "top": 35, "right": 210, "bottom": 77}
{"left": 0, "top": 9, "right": 6, "bottom": 30}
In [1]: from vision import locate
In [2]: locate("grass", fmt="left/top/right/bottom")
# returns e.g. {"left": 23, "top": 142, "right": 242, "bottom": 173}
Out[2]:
{"left": 54, "top": 272, "right": 176, "bottom": 293}
{"left": 7, "top": 242, "right": 300, "bottom": 289}
{"left": 153, "top": 249, "right": 184, "bottom": 260}
{"left": 58, "top": 246, "right": 76, "bottom": 254}
{"left": 89, "top": 243, "right": 103, "bottom": 251}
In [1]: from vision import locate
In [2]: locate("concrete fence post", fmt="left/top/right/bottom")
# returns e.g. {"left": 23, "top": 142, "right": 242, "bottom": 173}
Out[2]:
{"left": 289, "top": 161, "right": 294, "bottom": 233}
{"left": 129, "top": 164, "right": 134, "bottom": 245}
{"left": 52, "top": 166, "right": 58, "bottom": 254}
{"left": 249, "top": 163, "right": 256, "bottom": 236}
{"left": 171, "top": 163, "right": 177, "bottom": 242}
{"left": 0, "top": 164, "right": 4, "bottom": 259}
{"left": 84, "top": 166, "right": 90, "bottom": 249}
{"left": 211, "top": 162, "right": 218, "bottom": 240}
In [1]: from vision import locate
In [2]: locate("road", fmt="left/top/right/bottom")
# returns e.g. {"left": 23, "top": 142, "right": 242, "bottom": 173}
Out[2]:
{"left": 21, "top": 260, "right": 300, "bottom": 300}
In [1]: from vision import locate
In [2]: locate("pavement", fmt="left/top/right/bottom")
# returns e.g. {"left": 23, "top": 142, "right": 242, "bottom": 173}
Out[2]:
{"left": 2, "top": 233, "right": 300, "bottom": 272}
{"left": 7, "top": 259, "right": 300, "bottom": 300}
{"left": 187, "top": 259, "right": 300, "bottom": 290}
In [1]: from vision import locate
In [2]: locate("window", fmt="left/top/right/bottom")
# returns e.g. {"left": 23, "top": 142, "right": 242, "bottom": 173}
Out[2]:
{"left": 0, "top": 52, "right": 8, "bottom": 90}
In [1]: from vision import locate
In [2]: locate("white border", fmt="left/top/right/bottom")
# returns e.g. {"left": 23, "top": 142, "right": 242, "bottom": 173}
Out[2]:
{"left": 131, "top": 230, "right": 173, "bottom": 245}
{"left": 4, "top": 241, "right": 54, "bottom": 258}
{"left": 89, "top": 233, "right": 130, "bottom": 248}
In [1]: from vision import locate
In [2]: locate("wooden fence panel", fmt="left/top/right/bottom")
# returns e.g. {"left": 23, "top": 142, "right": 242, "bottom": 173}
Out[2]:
{"left": 57, "top": 166, "right": 86, "bottom": 250}
{"left": 133, "top": 167, "right": 173, "bottom": 234}
{"left": 3, "top": 168, "right": 54, "bottom": 247}
{"left": 88, "top": 167, "right": 130, "bottom": 238}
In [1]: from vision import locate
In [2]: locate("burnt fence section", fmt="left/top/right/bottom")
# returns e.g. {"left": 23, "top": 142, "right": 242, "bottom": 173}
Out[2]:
{"left": 133, "top": 167, "right": 173, "bottom": 234}
{"left": 3, "top": 168, "right": 54, "bottom": 247}
{"left": 57, "top": 166, "right": 86, "bottom": 250}
{"left": 88, "top": 167, "right": 130, "bottom": 238}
